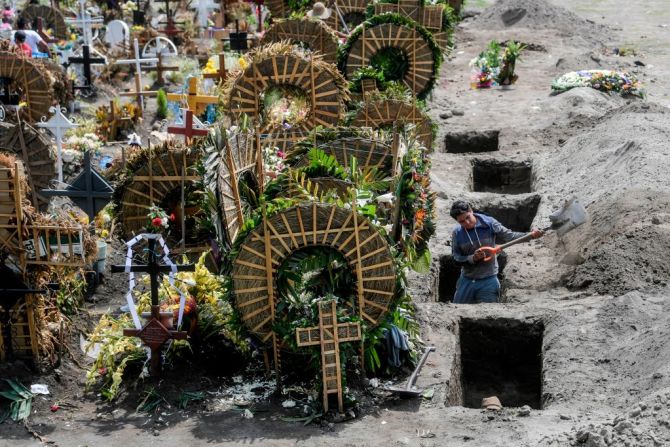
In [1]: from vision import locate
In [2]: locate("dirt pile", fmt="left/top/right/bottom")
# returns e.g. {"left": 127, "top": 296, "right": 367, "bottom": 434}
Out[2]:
{"left": 538, "top": 387, "right": 670, "bottom": 446}
{"left": 534, "top": 102, "right": 670, "bottom": 296}
{"left": 473, "top": 0, "right": 610, "bottom": 45}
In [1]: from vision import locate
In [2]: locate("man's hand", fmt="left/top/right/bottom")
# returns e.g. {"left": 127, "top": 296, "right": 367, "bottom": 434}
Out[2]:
{"left": 530, "top": 229, "right": 544, "bottom": 239}
{"left": 473, "top": 249, "right": 486, "bottom": 262}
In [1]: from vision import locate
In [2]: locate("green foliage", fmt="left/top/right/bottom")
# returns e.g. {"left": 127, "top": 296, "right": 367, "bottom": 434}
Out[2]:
{"left": 156, "top": 89, "right": 168, "bottom": 120}
{"left": 136, "top": 388, "right": 168, "bottom": 414}
{"left": 0, "top": 380, "right": 33, "bottom": 422}
{"left": 370, "top": 47, "right": 409, "bottom": 83}
{"left": 53, "top": 271, "right": 87, "bottom": 315}
{"left": 178, "top": 391, "right": 205, "bottom": 409}
{"left": 348, "top": 67, "right": 386, "bottom": 94}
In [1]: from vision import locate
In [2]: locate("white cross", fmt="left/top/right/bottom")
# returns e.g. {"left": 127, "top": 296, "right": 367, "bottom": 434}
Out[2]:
{"left": 66, "top": 0, "right": 104, "bottom": 46}
{"left": 37, "top": 105, "right": 78, "bottom": 184}
{"left": 192, "top": 0, "right": 219, "bottom": 30}
{"left": 116, "top": 38, "right": 158, "bottom": 111}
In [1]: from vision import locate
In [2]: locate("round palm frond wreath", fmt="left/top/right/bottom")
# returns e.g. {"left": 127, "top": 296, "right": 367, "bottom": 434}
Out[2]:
{"left": 350, "top": 98, "right": 434, "bottom": 151}
{"left": 325, "top": 0, "right": 369, "bottom": 33}
{"left": 19, "top": 5, "right": 68, "bottom": 40}
{"left": 115, "top": 145, "right": 201, "bottom": 237}
{"left": 0, "top": 121, "right": 55, "bottom": 210}
{"left": 292, "top": 135, "right": 396, "bottom": 175}
{"left": 224, "top": 44, "right": 349, "bottom": 151}
{"left": 0, "top": 52, "right": 55, "bottom": 123}
{"left": 260, "top": 19, "right": 340, "bottom": 65}
{"left": 232, "top": 202, "right": 396, "bottom": 343}
{"left": 338, "top": 13, "right": 442, "bottom": 100}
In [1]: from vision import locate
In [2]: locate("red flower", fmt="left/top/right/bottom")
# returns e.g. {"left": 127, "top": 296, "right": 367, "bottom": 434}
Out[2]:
{"left": 152, "top": 217, "right": 163, "bottom": 227}
{"left": 169, "top": 213, "right": 176, "bottom": 222}
{"left": 50, "top": 404, "right": 60, "bottom": 412}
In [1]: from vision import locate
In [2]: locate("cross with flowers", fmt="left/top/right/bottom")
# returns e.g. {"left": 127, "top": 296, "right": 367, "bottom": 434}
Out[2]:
{"left": 167, "top": 77, "right": 218, "bottom": 115}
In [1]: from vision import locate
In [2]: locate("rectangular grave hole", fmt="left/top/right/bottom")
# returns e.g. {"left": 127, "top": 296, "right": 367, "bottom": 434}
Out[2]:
{"left": 472, "top": 159, "right": 533, "bottom": 194}
{"left": 438, "top": 254, "right": 461, "bottom": 303}
{"left": 474, "top": 194, "right": 541, "bottom": 232}
{"left": 445, "top": 130, "right": 499, "bottom": 154}
{"left": 460, "top": 318, "right": 543, "bottom": 409}
{"left": 438, "top": 254, "right": 509, "bottom": 303}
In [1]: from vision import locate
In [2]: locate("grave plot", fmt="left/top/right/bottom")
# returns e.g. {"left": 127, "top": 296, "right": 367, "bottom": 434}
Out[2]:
{"left": 471, "top": 158, "right": 533, "bottom": 194}
{"left": 444, "top": 130, "right": 500, "bottom": 154}
{"left": 473, "top": 194, "right": 541, "bottom": 232}
{"left": 450, "top": 317, "right": 544, "bottom": 410}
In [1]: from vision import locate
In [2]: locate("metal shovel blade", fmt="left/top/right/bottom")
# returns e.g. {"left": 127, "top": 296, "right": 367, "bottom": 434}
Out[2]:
{"left": 549, "top": 197, "right": 587, "bottom": 237}
{"left": 384, "top": 346, "right": 436, "bottom": 398}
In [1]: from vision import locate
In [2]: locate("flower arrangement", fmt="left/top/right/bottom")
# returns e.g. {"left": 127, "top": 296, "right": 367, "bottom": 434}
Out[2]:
{"left": 146, "top": 205, "right": 175, "bottom": 233}
{"left": 260, "top": 85, "right": 311, "bottom": 129}
{"left": 552, "top": 70, "right": 645, "bottom": 98}
{"left": 64, "top": 132, "right": 103, "bottom": 162}
{"left": 263, "top": 146, "right": 286, "bottom": 179}
{"left": 470, "top": 40, "right": 525, "bottom": 88}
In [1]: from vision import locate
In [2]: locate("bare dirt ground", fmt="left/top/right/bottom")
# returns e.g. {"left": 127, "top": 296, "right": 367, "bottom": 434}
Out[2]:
{"left": 3, "top": 0, "right": 670, "bottom": 445}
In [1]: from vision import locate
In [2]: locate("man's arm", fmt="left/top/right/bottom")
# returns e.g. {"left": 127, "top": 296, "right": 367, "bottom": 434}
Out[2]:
{"left": 490, "top": 218, "right": 526, "bottom": 244}
{"left": 452, "top": 228, "right": 475, "bottom": 265}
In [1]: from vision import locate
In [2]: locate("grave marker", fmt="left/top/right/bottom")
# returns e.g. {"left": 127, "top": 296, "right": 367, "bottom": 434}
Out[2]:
{"left": 167, "top": 108, "right": 209, "bottom": 144}
{"left": 167, "top": 77, "right": 217, "bottom": 115}
{"left": 117, "top": 38, "right": 159, "bottom": 115}
{"left": 36, "top": 105, "right": 78, "bottom": 183}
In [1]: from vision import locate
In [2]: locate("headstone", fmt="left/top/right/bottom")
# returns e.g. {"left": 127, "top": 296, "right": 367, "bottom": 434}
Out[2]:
{"left": 104, "top": 20, "right": 130, "bottom": 54}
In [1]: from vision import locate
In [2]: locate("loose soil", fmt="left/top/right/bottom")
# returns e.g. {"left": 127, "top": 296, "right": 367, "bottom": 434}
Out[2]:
{"left": 3, "top": 0, "right": 670, "bottom": 446}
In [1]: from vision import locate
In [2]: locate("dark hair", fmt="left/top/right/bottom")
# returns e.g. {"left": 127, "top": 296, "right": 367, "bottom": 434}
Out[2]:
{"left": 16, "top": 17, "right": 26, "bottom": 29}
{"left": 14, "top": 30, "right": 26, "bottom": 42}
{"left": 1, "top": 17, "right": 7, "bottom": 23}
{"left": 450, "top": 200, "right": 471, "bottom": 220}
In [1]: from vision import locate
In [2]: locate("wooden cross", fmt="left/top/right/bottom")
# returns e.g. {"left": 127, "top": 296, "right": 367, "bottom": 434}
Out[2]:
{"left": 167, "top": 108, "right": 209, "bottom": 144}
{"left": 68, "top": 45, "right": 107, "bottom": 92}
{"left": 41, "top": 150, "right": 113, "bottom": 220}
{"left": 193, "top": 0, "right": 219, "bottom": 31}
{"left": 156, "top": 0, "right": 185, "bottom": 38}
{"left": 36, "top": 105, "right": 78, "bottom": 183}
{"left": 167, "top": 77, "right": 218, "bottom": 115}
{"left": 111, "top": 237, "right": 195, "bottom": 377}
{"left": 36, "top": 18, "right": 58, "bottom": 44}
{"left": 144, "top": 52, "right": 178, "bottom": 86}
{"left": 106, "top": 100, "right": 132, "bottom": 141}
{"left": 295, "top": 300, "right": 361, "bottom": 414}
{"left": 203, "top": 53, "right": 228, "bottom": 83}
{"left": 117, "top": 38, "right": 159, "bottom": 116}
{"left": 66, "top": 0, "right": 104, "bottom": 46}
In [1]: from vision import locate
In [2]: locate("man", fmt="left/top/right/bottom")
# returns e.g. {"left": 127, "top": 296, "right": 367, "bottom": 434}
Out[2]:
{"left": 13, "top": 17, "right": 49, "bottom": 56}
{"left": 450, "top": 200, "right": 543, "bottom": 304}
{"left": 14, "top": 30, "right": 31, "bottom": 57}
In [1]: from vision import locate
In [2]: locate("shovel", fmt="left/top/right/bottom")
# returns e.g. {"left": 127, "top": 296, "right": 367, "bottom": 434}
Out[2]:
{"left": 384, "top": 346, "right": 436, "bottom": 398}
{"left": 479, "top": 197, "right": 588, "bottom": 261}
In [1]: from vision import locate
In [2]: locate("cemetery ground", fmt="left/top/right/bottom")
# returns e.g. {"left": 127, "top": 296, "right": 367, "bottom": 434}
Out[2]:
{"left": 3, "top": 0, "right": 670, "bottom": 446}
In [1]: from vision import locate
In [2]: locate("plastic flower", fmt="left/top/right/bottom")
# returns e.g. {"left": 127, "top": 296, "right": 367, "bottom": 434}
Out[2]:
{"left": 152, "top": 217, "right": 163, "bottom": 227}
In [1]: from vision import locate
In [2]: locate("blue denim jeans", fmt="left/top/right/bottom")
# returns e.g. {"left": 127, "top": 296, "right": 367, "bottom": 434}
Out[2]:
{"left": 453, "top": 274, "right": 500, "bottom": 304}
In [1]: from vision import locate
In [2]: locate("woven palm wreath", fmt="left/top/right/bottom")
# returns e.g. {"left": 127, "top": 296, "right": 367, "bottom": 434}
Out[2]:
{"left": 215, "top": 129, "right": 261, "bottom": 245}
{"left": 114, "top": 143, "right": 201, "bottom": 237}
{"left": 0, "top": 121, "right": 55, "bottom": 210}
{"left": 19, "top": 5, "right": 69, "bottom": 40}
{"left": 324, "top": 0, "right": 368, "bottom": 33}
{"left": 260, "top": 19, "right": 340, "bottom": 65}
{"left": 232, "top": 202, "right": 396, "bottom": 342}
{"left": 290, "top": 132, "right": 396, "bottom": 175}
{"left": 222, "top": 43, "right": 349, "bottom": 143}
{"left": 350, "top": 98, "right": 434, "bottom": 151}
{"left": 339, "top": 13, "right": 442, "bottom": 100}
{"left": 0, "top": 51, "right": 56, "bottom": 122}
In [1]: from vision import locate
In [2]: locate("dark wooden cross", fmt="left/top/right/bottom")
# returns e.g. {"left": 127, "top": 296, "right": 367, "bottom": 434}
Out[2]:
{"left": 111, "top": 237, "right": 194, "bottom": 377}
{"left": 167, "top": 108, "right": 209, "bottom": 144}
{"left": 36, "top": 18, "right": 58, "bottom": 44}
{"left": 68, "top": 45, "right": 106, "bottom": 91}
{"left": 144, "top": 52, "right": 178, "bottom": 86}
{"left": 202, "top": 53, "right": 228, "bottom": 83}
{"left": 295, "top": 300, "right": 361, "bottom": 413}
{"left": 41, "top": 151, "right": 113, "bottom": 221}
{"left": 156, "top": 0, "right": 185, "bottom": 38}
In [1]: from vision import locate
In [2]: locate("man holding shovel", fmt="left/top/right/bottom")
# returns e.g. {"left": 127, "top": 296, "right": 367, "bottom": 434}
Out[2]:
{"left": 449, "top": 200, "right": 543, "bottom": 304}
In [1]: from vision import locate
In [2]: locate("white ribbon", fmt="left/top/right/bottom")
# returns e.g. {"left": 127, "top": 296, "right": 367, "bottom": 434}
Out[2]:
{"left": 123, "top": 234, "right": 190, "bottom": 331}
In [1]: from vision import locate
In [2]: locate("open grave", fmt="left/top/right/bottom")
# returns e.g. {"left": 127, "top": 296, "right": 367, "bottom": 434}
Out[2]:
{"left": 444, "top": 130, "right": 500, "bottom": 154}
{"left": 451, "top": 318, "right": 544, "bottom": 409}
{"left": 472, "top": 159, "right": 533, "bottom": 194}
{"left": 473, "top": 194, "right": 541, "bottom": 232}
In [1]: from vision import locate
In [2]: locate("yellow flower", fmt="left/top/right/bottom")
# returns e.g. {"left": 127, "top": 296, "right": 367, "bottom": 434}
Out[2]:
{"left": 238, "top": 57, "right": 248, "bottom": 70}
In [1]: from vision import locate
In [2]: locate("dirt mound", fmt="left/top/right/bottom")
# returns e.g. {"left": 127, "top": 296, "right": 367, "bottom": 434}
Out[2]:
{"left": 538, "top": 386, "right": 670, "bottom": 446}
{"left": 474, "top": 0, "right": 610, "bottom": 44}
{"left": 534, "top": 102, "right": 670, "bottom": 296}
